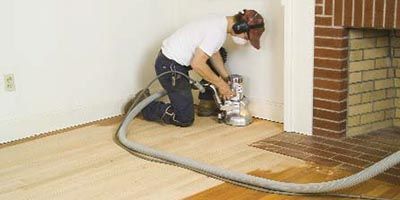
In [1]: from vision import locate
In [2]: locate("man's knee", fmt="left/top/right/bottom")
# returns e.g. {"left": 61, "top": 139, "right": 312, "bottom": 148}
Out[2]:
{"left": 174, "top": 112, "right": 194, "bottom": 127}
{"left": 175, "top": 117, "right": 194, "bottom": 127}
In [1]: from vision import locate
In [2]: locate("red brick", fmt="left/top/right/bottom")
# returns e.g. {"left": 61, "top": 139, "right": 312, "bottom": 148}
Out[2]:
{"left": 314, "top": 99, "right": 347, "bottom": 111}
{"left": 343, "top": 0, "right": 353, "bottom": 26}
{"left": 313, "top": 128, "right": 346, "bottom": 138}
{"left": 298, "top": 138, "right": 333, "bottom": 150}
{"left": 315, "top": 27, "right": 348, "bottom": 37}
{"left": 364, "top": 0, "right": 374, "bottom": 27}
{"left": 334, "top": 0, "right": 344, "bottom": 26}
{"left": 316, "top": 16, "right": 333, "bottom": 26}
{"left": 385, "top": 0, "right": 395, "bottom": 28}
{"left": 374, "top": 0, "right": 384, "bottom": 28}
{"left": 332, "top": 155, "right": 371, "bottom": 167}
{"left": 314, "top": 119, "right": 346, "bottom": 131}
{"left": 397, "top": 1, "right": 400, "bottom": 28}
{"left": 352, "top": 146, "right": 389, "bottom": 157}
{"left": 314, "top": 58, "right": 348, "bottom": 69}
{"left": 327, "top": 146, "right": 361, "bottom": 157}
{"left": 314, "top": 68, "right": 347, "bottom": 79}
{"left": 268, "top": 140, "right": 306, "bottom": 152}
{"left": 314, "top": 89, "right": 347, "bottom": 101}
{"left": 325, "top": 0, "right": 333, "bottom": 15}
{"left": 317, "top": 137, "right": 353, "bottom": 148}
{"left": 315, "top": 37, "right": 348, "bottom": 48}
{"left": 353, "top": 0, "right": 363, "bottom": 27}
{"left": 346, "top": 138, "right": 398, "bottom": 152}
{"left": 304, "top": 155, "right": 340, "bottom": 167}
{"left": 314, "top": 109, "right": 347, "bottom": 121}
{"left": 375, "top": 173, "right": 400, "bottom": 185}
{"left": 303, "top": 149, "right": 337, "bottom": 160}
{"left": 315, "top": 5, "right": 323, "bottom": 15}
{"left": 358, "top": 154, "right": 384, "bottom": 162}
{"left": 340, "top": 164, "right": 364, "bottom": 173}
{"left": 270, "top": 147, "right": 312, "bottom": 160}
{"left": 314, "top": 79, "right": 347, "bottom": 90}
{"left": 315, "top": 48, "right": 348, "bottom": 59}
{"left": 386, "top": 167, "right": 400, "bottom": 177}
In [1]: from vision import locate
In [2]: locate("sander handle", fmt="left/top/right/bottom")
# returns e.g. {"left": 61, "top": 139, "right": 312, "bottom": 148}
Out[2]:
{"left": 203, "top": 84, "right": 224, "bottom": 110}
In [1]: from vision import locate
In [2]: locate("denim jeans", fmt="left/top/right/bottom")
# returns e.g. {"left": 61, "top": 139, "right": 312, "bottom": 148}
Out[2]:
{"left": 141, "top": 50, "right": 222, "bottom": 127}
{"left": 141, "top": 51, "right": 195, "bottom": 127}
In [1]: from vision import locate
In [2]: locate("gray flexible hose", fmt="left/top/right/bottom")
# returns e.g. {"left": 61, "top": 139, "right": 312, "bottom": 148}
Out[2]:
{"left": 117, "top": 73, "right": 400, "bottom": 197}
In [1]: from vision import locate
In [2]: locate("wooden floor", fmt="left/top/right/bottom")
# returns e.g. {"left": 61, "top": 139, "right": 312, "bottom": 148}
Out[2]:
{"left": 187, "top": 167, "right": 400, "bottom": 200}
{"left": 0, "top": 116, "right": 398, "bottom": 199}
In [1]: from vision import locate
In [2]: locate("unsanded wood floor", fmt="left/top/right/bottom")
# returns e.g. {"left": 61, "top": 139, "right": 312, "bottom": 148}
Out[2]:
{"left": 0, "top": 116, "right": 399, "bottom": 199}
{"left": 187, "top": 166, "right": 400, "bottom": 200}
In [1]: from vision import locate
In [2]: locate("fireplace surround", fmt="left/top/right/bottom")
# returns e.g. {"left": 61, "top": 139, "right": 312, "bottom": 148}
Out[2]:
{"left": 313, "top": 0, "right": 400, "bottom": 138}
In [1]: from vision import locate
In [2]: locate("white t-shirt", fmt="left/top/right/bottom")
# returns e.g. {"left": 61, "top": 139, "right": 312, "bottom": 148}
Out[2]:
{"left": 161, "top": 15, "right": 228, "bottom": 66}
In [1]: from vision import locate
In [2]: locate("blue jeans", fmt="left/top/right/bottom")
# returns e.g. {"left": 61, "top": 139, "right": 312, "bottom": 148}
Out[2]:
{"left": 142, "top": 51, "right": 195, "bottom": 127}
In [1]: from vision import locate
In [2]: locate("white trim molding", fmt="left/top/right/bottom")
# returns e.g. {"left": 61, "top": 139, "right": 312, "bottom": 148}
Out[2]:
{"left": 0, "top": 100, "right": 123, "bottom": 144}
{"left": 282, "top": 0, "right": 315, "bottom": 135}
{"left": 248, "top": 97, "right": 283, "bottom": 123}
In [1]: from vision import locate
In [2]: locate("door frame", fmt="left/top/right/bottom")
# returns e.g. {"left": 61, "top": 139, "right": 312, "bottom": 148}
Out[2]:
{"left": 282, "top": 0, "right": 315, "bottom": 135}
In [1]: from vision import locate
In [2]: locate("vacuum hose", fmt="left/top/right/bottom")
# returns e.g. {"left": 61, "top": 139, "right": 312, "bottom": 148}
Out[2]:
{"left": 117, "top": 72, "right": 400, "bottom": 199}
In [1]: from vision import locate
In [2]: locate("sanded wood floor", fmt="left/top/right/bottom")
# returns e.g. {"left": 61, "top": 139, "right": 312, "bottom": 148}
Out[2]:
{"left": 0, "top": 116, "right": 304, "bottom": 199}
{"left": 1, "top": 116, "right": 398, "bottom": 199}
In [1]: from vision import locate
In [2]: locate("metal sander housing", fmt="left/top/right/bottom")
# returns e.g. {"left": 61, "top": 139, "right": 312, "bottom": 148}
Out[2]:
{"left": 209, "top": 74, "right": 253, "bottom": 127}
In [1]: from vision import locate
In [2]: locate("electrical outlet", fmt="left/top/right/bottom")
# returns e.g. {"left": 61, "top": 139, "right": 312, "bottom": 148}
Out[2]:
{"left": 4, "top": 74, "right": 16, "bottom": 92}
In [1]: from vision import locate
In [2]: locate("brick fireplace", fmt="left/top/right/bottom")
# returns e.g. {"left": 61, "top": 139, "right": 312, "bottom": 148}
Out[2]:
{"left": 313, "top": 0, "right": 400, "bottom": 138}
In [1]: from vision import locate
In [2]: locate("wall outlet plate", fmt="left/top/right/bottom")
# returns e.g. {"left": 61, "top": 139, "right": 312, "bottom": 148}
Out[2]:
{"left": 4, "top": 74, "right": 16, "bottom": 92}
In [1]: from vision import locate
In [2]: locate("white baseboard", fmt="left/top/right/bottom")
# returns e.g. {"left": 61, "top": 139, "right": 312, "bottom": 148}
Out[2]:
{"left": 0, "top": 101, "right": 124, "bottom": 144}
{"left": 247, "top": 97, "right": 284, "bottom": 123}
{"left": 0, "top": 96, "right": 284, "bottom": 144}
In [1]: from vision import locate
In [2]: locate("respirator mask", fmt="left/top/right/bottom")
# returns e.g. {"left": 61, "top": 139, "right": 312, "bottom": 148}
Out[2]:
{"left": 231, "top": 36, "right": 248, "bottom": 45}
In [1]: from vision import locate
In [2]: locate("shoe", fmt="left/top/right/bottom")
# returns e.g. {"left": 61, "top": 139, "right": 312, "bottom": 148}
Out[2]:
{"left": 124, "top": 89, "right": 151, "bottom": 114}
{"left": 197, "top": 99, "right": 219, "bottom": 117}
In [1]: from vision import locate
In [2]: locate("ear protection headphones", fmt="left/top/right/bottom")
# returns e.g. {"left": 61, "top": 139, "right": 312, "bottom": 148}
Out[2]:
{"left": 232, "top": 10, "right": 265, "bottom": 34}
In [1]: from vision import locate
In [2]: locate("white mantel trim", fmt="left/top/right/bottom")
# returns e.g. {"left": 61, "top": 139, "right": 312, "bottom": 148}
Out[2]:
{"left": 282, "top": 0, "right": 315, "bottom": 135}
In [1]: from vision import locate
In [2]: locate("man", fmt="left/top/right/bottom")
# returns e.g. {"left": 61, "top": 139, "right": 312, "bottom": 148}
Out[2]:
{"left": 126, "top": 9, "right": 265, "bottom": 127}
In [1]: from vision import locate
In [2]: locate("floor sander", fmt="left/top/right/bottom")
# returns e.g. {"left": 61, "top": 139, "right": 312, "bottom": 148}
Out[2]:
{"left": 117, "top": 71, "right": 400, "bottom": 200}
{"left": 207, "top": 74, "right": 253, "bottom": 127}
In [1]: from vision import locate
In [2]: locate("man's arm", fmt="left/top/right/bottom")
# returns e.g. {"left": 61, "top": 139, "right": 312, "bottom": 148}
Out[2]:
{"left": 209, "top": 51, "right": 230, "bottom": 81}
{"left": 191, "top": 48, "right": 233, "bottom": 100}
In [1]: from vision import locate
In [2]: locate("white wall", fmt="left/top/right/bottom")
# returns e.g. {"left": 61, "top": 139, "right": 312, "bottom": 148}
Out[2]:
{"left": 0, "top": 0, "right": 285, "bottom": 143}
{"left": 0, "top": 0, "right": 177, "bottom": 142}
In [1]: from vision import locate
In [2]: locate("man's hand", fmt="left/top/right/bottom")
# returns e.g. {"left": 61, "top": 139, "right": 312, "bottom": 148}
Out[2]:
{"left": 217, "top": 81, "right": 234, "bottom": 100}
{"left": 191, "top": 48, "right": 234, "bottom": 100}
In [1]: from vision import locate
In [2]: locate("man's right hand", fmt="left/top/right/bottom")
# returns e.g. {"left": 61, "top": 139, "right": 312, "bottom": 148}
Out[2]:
{"left": 217, "top": 81, "right": 234, "bottom": 100}
{"left": 191, "top": 48, "right": 234, "bottom": 100}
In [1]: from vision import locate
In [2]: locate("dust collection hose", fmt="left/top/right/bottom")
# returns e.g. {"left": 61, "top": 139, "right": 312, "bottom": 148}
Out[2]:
{"left": 117, "top": 71, "right": 400, "bottom": 200}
